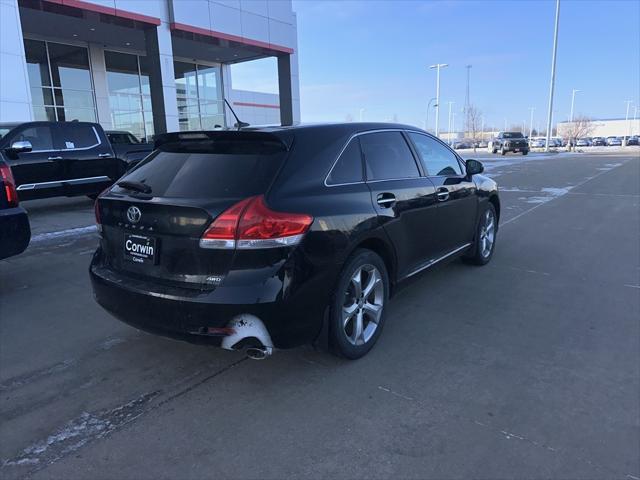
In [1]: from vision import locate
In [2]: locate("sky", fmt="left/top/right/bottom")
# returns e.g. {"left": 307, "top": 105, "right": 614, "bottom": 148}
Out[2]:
{"left": 232, "top": 0, "right": 640, "bottom": 131}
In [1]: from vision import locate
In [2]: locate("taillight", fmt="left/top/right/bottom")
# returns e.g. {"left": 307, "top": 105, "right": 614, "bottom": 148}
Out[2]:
{"left": 200, "top": 195, "right": 313, "bottom": 249}
{"left": 94, "top": 200, "right": 102, "bottom": 233}
{"left": 0, "top": 164, "right": 19, "bottom": 207}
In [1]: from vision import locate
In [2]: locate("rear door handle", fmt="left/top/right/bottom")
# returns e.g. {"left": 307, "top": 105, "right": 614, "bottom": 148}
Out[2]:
{"left": 436, "top": 187, "right": 450, "bottom": 202}
{"left": 377, "top": 193, "right": 396, "bottom": 208}
{"left": 47, "top": 156, "right": 63, "bottom": 161}
{"left": 98, "top": 153, "right": 112, "bottom": 157}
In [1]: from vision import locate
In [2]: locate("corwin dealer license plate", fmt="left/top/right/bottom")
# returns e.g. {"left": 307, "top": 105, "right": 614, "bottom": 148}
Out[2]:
{"left": 123, "top": 233, "right": 157, "bottom": 264}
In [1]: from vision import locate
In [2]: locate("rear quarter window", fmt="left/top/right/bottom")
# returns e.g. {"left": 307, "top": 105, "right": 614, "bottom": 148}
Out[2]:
{"left": 118, "top": 139, "right": 287, "bottom": 198}
{"left": 326, "top": 138, "right": 363, "bottom": 185}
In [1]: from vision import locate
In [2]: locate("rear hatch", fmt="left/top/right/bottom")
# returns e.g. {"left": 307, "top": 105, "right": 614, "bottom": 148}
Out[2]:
{"left": 96, "top": 131, "right": 290, "bottom": 289}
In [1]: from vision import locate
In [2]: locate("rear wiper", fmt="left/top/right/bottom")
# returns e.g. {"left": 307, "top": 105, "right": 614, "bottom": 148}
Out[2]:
{"left": 117, "top": 180, "right": 152, "bottom": 194}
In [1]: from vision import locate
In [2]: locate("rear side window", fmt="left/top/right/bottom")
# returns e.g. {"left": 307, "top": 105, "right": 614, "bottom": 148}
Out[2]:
{"left": 408, "top": 133, "right": 463, "bottom": 176}
{"left": 12, "top": 126, "right": 54, "bottom": 151}
{"left": 119, "top": 138, "right": 287, "bottom": 198}
{"left": 59, "top": 124, "right": 100, "bottom": 149}
{"left": 327, "top": 138, "right": 363, "bottom": 185}
{"left": 360, "top": 132, "right": 420, "bottom": 181}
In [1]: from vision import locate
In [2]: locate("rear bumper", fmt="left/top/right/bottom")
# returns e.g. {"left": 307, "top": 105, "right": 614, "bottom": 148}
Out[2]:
{"left": 89, "top": 249, "right": 333, "bottom": 350}
{"left": 0, "top": 206, "right": 30, "bottom": 260}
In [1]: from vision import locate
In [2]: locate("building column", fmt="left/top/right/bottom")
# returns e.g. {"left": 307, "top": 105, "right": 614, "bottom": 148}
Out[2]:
{"left": 88, "top": 43, "right": 112, "bottom": 128}
{"left": 144, "top": 23, "right": 179, "bottom": 133}
{"left": 0, "top": 0, "right": 32, "bottom": 122}
{"left": 277, "top": 54, "right": 293, "bottom": 126}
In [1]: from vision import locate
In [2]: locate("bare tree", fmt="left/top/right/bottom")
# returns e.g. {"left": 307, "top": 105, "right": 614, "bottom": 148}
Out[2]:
{"left": 466, "top": 105, "right": 482, "bottom": 151}
{"left": 564, "top": 116, "right": 594, "bottom": 151}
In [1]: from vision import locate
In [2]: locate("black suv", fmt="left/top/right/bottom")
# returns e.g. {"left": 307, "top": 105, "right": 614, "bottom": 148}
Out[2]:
{"left": 491, "top": 131, "right": 529, "bottom": 155}
{"left": 90, "top": 124, "right": 500, "bottom": 359}
{"left": 0, "top": 121, "right": 125, "bottom": 201}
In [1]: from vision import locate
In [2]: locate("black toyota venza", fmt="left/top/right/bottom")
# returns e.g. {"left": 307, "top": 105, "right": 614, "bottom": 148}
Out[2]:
{"left": 90, "top": 124, "right": 500, "bottom": 359}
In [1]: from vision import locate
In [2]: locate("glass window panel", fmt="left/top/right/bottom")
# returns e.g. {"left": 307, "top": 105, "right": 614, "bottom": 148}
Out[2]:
{"left": 59, "top": 124, "right": 99, "bottom": 149}
{"left": 31, "top": 87, "right": 54, "bottom": 106}
{"left": 32, "top": 106, "right": 56, "bottom": 122}
{"left": 199, "top": 100, "right": 222, "bottom": 116}
{"left": 174, "top": 61, "right": 199, "bottom": 98}
{"left": 197, "top": 65, "right": 220, "bottom": 101}
{"left": 58, "top": 107, "right": 96, "bottom": 122}
{"left": 138, "top": 56, "right": 151, "bottom": 95}
{"left": 360, "top": 132, "right": 421, "bottom": 181}
{"left": 142, "top": 95, "right": 152, "bottom": 112}
{"left": 24, "top": 39, "right": 51, "bottom": 87}
{"left": 13, "top": 125, "right": 55, "bottom": 150}
{"left": 105, "top": 51, "right": 141, "bottom": 95}
{"left": 200, "top": 115, "right": 225, "bottom": 130}
{"left": 54, "top": 89, "right": 95, "bottom": 109}
{"left": 47, "top": 42, "right": 92, "bottom": 90}
{"left": 408, "top": 133, "right": 463, "bottom": 176}
{"left": 327, "top": 138, "right": 363, "bottom": 185}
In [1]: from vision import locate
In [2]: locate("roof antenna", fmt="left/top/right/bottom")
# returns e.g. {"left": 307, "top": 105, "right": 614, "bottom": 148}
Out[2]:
{"left": 224, "top": 99, "right": 250, "bottom": 130}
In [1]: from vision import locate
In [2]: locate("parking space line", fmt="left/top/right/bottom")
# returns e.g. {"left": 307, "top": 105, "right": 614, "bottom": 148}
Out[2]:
{"left": 501, "top": 161, "right": 629, "bottom": 227}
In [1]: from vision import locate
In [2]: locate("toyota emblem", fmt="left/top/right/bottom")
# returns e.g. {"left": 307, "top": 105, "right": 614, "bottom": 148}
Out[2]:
{"left": 127, "top": 206, "right": 142, "bottom": 224}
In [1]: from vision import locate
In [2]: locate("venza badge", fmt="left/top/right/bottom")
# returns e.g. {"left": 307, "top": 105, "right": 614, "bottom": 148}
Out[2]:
{"left": 126, "top": 206, "right": 142, "bottom": 224}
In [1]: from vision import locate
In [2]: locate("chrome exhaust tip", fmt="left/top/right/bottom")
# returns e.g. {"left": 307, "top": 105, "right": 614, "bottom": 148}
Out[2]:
{"left": 245, "top": 346, "right": 272, "bottom": 360}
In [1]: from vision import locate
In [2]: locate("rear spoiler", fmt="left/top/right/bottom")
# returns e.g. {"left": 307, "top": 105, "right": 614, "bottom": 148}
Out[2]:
{"left": 153, "top": 131, "right": 293, "bottom": 151}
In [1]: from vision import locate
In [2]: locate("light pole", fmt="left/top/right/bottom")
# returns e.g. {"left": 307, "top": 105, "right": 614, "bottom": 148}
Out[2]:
{"left": 425, "top": 97, "right": 436, "bottom": 132}
{"left": 504, "top": 118, "right": 507, "bottom": 131}
{"left": 569, "top": 89, "right": 580, "bottom": 122}
{"left": 429, "top": 63, "right": 448, "bottom": 137}
{"left": 359, "top": 108, "right": 365, "bottom": 122}
{"left": 529, "top": 107, "right": 536, "bottom": 138}
{"left": 624, "top": 100, "right": 633, "bottom": 145}
{"left": 481, "top": 115, "right": 485, "bottom": 141}
{"left": 452, "top": 112, "right": 456, "bottom": 142}
{"left": 545, "top": 0, "right": 561, "bottom": 152}
{"left": 447, "top": 101, "right": 455, "bottom": 145}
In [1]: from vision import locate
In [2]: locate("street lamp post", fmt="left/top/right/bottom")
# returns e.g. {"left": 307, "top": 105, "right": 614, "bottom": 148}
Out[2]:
{"left": 425, "top": 97, "right": 436, "bottom": 132}
{"left": 569, "top": 89, "right": 580, "bottom": 122}
{"left": 447, "top": 101, "right": 455, "bottom": 145}
{"left": 624, "top": 100, "right": 633, "bottom": 145}
{"left": 429, "top": 63, "right": 448, "bottom": 137}
{"left": 529, "top": 107, "right": 536, "bottom": 138}
{"left": 452, "top": 112, "right": 456, "bottom": 142}
{"left": 359, "top": 108, "right": 365, "bottom": 122}
{"left": 544, "top": 0, "right": 560, "bottom": 152}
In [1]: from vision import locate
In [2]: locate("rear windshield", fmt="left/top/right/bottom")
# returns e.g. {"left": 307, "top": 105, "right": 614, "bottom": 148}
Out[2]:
{"left": 503, "top": 132, "right": 524, "bottom": 138}
{"left": 117, "top": 139, "right": 287, "bottom": 198}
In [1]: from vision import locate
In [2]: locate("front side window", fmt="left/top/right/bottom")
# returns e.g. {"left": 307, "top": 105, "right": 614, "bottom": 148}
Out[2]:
{"left": 24, "top": 39, "right": 96, "bottom": 122}
{"left": 11, "top": 126, "right": 55, "bottom": 151}
{"left": 360, "top": 132, "right": 420, "bottom": 181}
{"left": 408, "top": 133, "right": 463, "bottom": 176}
{"left": 327, "top": 138, "right": 363, "bottom": 185}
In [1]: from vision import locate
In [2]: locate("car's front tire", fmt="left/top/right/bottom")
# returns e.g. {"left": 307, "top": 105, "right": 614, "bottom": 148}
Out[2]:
{"left": 463, "top": 203, "right": 497, "bottom": 266}
{"left": 329, "top": 249, "right": 389, "bottom": 359}
{"left": 522, "top": 149, "right": 529, "bottom": 156}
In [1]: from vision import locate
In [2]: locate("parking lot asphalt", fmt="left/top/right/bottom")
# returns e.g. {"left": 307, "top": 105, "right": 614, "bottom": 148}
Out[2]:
{"left": 1, "top": 150, "right": 639, "bottom": 479}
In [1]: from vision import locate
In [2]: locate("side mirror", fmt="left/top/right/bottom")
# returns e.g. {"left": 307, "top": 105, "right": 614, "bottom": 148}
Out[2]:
{"left": 465, "top": 159, "right": 484, "bottom": 176}
{"left": 9, "top": 140, "right": 32, "bottom": 154}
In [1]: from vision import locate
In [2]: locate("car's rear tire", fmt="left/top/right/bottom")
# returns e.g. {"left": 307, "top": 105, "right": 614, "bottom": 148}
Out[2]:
{"left": 500, "top": 147, "right": 506, "bottom": 155}
{"left": 463, "top": 203, "right": 497, "bottom": 266}
{"left": 491, "top": 148, "right": 497, "bottom": 154}
{"left": 329, "top": 249, "right": 389, "bottom": 359}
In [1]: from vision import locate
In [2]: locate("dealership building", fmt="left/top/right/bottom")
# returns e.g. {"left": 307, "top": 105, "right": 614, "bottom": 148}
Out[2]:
{"left": 0, "top": 0, "right": 300, "bottom": 139}
{"left": 557, "top": 118, "right": 640, "bottom": 139}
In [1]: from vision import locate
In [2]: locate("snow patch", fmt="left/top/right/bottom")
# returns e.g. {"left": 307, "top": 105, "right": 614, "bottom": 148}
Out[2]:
{"left": 31, "top": 225, "right": 97, "bottom": 243}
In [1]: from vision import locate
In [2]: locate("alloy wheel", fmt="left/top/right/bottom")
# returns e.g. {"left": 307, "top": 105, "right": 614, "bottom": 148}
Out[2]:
{"left": 341, "top": 264, "right": 384, "bottom": 346}
{"left": 479, "top": 209, "right": 496, "bottom": 258}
